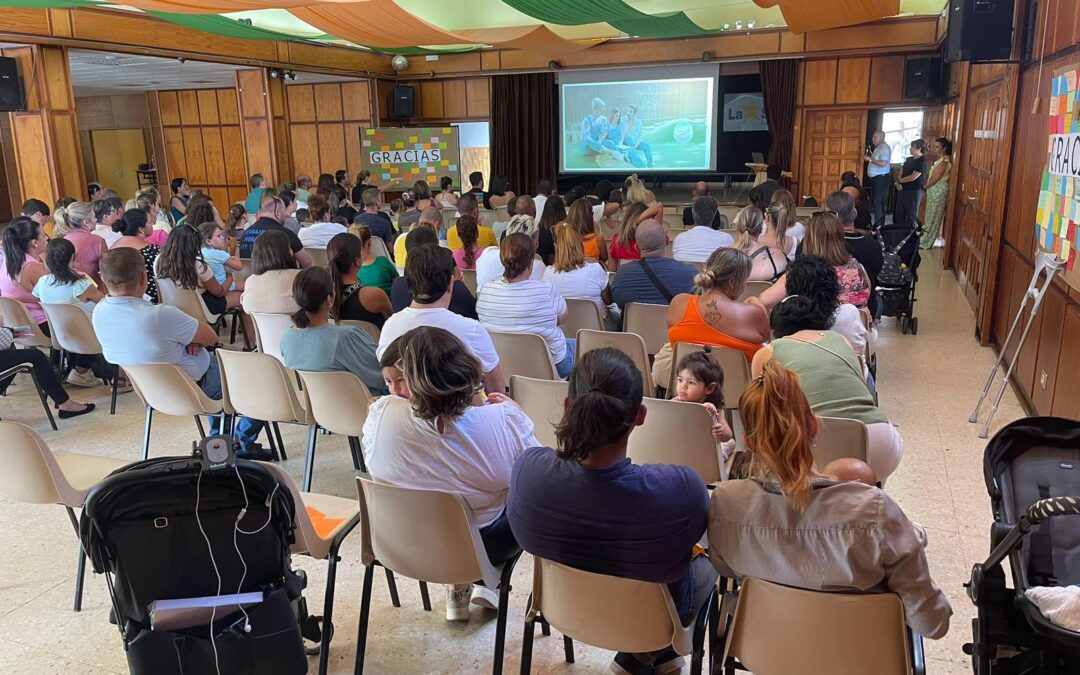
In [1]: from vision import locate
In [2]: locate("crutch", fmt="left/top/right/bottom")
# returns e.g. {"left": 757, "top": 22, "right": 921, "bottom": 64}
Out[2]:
{"left": 969, "top": 250, "right": 1064, "bottom": 438}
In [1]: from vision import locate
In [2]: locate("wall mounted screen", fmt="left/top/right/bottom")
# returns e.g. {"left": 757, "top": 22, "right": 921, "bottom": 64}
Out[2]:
{"left": 359, "top": 126, "right": 461, "bottom": 187}
{"left": 559, "top": 65, "right": 719, "bottom": 174}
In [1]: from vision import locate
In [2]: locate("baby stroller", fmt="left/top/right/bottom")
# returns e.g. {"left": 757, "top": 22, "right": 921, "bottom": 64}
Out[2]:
{"left": 80, "top": 450, "right": 311, "bottom": 675}
{"left": 876, "top": 216, "right": 924, "bottom": 334}
{"left": 965, "top": 417, "right": 1080, "bottom": 674}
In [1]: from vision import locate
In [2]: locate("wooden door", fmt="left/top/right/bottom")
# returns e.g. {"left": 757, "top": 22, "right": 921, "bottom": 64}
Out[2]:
{"left": 90, "top": 128, "right": 146, "bottom": 198}
{"left": 799, "top": 109, "right": 867, "bottom": 206}
{"left": 951, "top": 72, "right": 1015, "bottom": 316}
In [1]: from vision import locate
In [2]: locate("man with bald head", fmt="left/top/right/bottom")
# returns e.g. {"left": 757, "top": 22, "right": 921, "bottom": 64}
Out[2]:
{"left": 681, "top": 181, "right": 724, "bottom": 229}
{"left": 611, "top": 219, "right": 697, "bottom": 311}
{"left": 394, "top": 206, "right": 442, "bottom": 267}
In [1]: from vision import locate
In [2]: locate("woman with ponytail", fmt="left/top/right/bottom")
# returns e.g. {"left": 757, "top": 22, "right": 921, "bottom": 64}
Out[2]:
{"left": 708, "top": 358, "right": 951, "bottom": 640}
{"left": 542, "top": 220, "right": 613, "bottom": 325}
{"left": 1, "top": 216, "right": 49, "bottom": 326}
{"left": 279, "top": 266, "right": 386, "bottom": 396}
{"left": 507, "top": 347, "right": 716, "bottom": 674}
{"left": 324, "top": 232, "right": 391, "bottom": 328}
{"left": 730, "top": 205, "right": 786, "bottom": 283}
{"left": 362, "top": 325, "right": 535, "bottom": 620}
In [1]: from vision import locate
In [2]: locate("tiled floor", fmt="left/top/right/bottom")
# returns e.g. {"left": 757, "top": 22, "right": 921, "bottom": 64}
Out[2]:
{"left": 0, "top": 249, "right": 1026, "bottom": 674}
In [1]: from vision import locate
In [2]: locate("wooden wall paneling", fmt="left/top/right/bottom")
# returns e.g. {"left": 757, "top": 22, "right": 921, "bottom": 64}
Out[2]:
{"left": 182, "top": 127, "right": 207, "bottom": 186}
{"left": 420, "top": 81, "right": 444, "bottom": 119}
{"left": 161, "top": 126, "right": 187, "bottom": 191}
{"left": 178, "top": 91, "right": 200, "bottom": 126}
{"left": 804, "top": 19, "right": 938, "bottom": 52}
{"left": 316, "top": 123, "right": 346, "bottom": 175}
{"left": 241, "top": 118, "right": 272, "bottom": 180}
{"left": 313, "top": 83, "right": 343, "bottom": 121}
{"left": 1031, "top": 286, "right": 1066, "bottom": 414}
{"left": 273, "top": 117, "right": 291, "bottom": 181}
{"left": 10, "top": 114, "right": 53, "bottom": 203}
{"left": 341, "top": 81, "right": 372, "bottom": 122}
{"left": 41, "top": 45, "right": 73, "bottom": 110}
{"left": 869, "top": 56, "right": 905, "bottom": 103}
{"left": 207, "top": 187, "right": 230, "bottom": 210}
{"left": 1051, "top": 304, "right": 1080, "bottom": 418}
{"left": 197, "top": 90, "right": 220, "bottom": 126}
{"left": 466, "top": 78, "right": 490, "bottom": 118}
{"left": 802, "top": 60, "right": 838, "bottom": 106}
{"left": 217, "top": 90, "right": 240, "bottom": 125}
{"left": 237, "top": 69, "right": 268, "bottom": 118}
{"left": 50, "top": 112, "right": 84, "bottom": 199}
{"left": 221, "top": 126, "right": 246, "bottom": 186}
{"left": 443, "top": 79, "right": 467, "bottom": 118}
{"left": 344, "top": 122, "right": 363, "bottom": 179}
{"left": 835, "top": 58, "right": 870, "bottom": 104}
{"left": 201, "top": 126, "right": 226, "bottom": 185}
{"left": 158, "top": 91, "right": 181, "bottom": 126}
{"left": 236, "top": 69, "right": 281, "bottom": 184}
{"left": 288, "top": 84, "right": 315, "bottom": 123}
{"left": 145, "top": 92, "right": 167, "bottom": 191}
{"left": 991, "top": 245, "right": 1015, "bottom": 349}
{"left": 289, "top": 124, "right": 320, "bottom": 178}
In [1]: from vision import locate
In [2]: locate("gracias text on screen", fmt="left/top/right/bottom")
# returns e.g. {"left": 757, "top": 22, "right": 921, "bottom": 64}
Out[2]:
{"left": 369, "top": 149, "right": 442, "bottom": 164}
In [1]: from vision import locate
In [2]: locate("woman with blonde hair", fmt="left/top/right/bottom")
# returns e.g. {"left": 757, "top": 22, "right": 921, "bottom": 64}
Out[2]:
{"left": 760, "top": 200, "right": 796, "bottom": 261}
{"left": 707, "top": 358, "right": 949, "bottom": 639}
{"left": 608, "top": 201, "right": 650, "bottom": 270}
{"left": 543, "top": 221, "right": 613, "bottom": 323}
{"left": 622, "top": 173, "right": 664, "bottom": 218}
{"left": 55, "top": 201, "right": 108, "bottom": 286}
{"left": 731, "top": 205, "right": 786, "bottom": 283}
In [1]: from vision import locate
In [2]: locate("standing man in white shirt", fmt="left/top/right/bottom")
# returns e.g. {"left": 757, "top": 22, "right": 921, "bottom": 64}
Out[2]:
{"left": 672, "top": 196, "right": 733, "bottom": 264}
{"left": 533, "top": 178, "right": 554, "bottom": 221}
{"left": 864, "top": 129, "right": 892, "bottom": 228}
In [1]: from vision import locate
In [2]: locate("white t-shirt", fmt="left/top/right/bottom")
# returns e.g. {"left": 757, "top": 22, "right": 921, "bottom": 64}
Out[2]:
{"left": 785, "top": 221, "right": 806, "bottom": 262}
{"left": 533, "top": 194, "right": 548, "bottom": 220}
{"left": 542, "top": 262, "right": 609, "bottom": 316}
{"left": 831, "top": 303, "right": 871, "bottom": 374}
{"left": 476, "top": 279, "right": 568, "bottom": 364}
{"left": 92, "top": 296, "right": 209, "bottom": 380}
{"left": 93, "top": 226, "right": 121, "bottom": 249}
{"left": 377, "top": 306, "right": 500, "bottom": 373}
{"left": 32, "top": 274, "right": 97, "bottom": 320}
{"left": 672, "top": 226, "right": 735, "bottom": 264}
{"left": 475, "top": 246, "right": 545, "bottom": 289}
{"left": 361, "top": 395, "right": 539, "bottom": 527}
{"left": 298, "top": 221, "right": 347, "bottom": 249}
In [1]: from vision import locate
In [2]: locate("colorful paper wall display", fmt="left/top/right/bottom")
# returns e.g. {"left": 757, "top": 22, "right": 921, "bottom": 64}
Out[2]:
{"left": 360, "top": 127, "right": 460, "bottom": 187}
{"left": 1037, "top": 64, "right": 1080, "bottom": 274}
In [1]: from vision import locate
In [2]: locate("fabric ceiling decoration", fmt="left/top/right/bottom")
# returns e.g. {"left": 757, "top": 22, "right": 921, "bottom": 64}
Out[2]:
{"left": 753, "top": 0, "right": 901, "bottom": 34}
{"left": 500, "top": 0, "right": 723, "bottom": 38}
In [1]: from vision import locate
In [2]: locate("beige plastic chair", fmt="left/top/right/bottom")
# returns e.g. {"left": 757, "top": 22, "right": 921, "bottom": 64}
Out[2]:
{"left": 493, "top": 204, "right": 509, "bottom": 222}
{"left": 561, "top": 298, "right": 603, "bottom": 338}
{"left": 577, "top": 329, "right": 654, "bottom": 396}
{"left": 250, "top": 312, "right": 294, "bottom": 363}
{"left": 306, "top": 247, "right": 329, "bottom": 268}
{"left": 738, "top": 280, "right": 773, "bottom": 302}
{"left": 0, "top": 421, "right": 129, "bottom": 612}
{"left": 490, "top": 331, "right": 559, "bottom": 381}
{"left": 623, "top": 302, "right": 670, "bottom": 356}
{"left": 338, "top": 319, "right": 381, "bottom": 341}
{"left": 0, "top": 297, "right": 50, "bottom": 349}
{"left": 355, "top": 477, "right": 521, "bottom": 674}
{"left": 460, "top": 269, "right": 478, "bottom": 295}
{"left": 477, "top": 208, "right": 498, "bottom": 227}
{"left": 627, "top": 397, "right": 722, "bottom": 485}
{"left": 814, "top": 415, "right": 871, "bottom": 467}
{"left": 217, "top": 349, "right": 319, "bottom": 486}
{"left": 441, "top": 206, "right": 459, "bottom": 231}
{"left": 122, "top": 363, "right": 223, "bottom": 460}
{"left": 368, "top": 236, "right": 391, "bottom": 260}
{"left": 520, "top": 557, "right": 715, "bottom": 675}
{"left": 234, "top": 258, "right": 255, "bottom": 285}
{"left": 40, "top": 303, "right": 123, "bottom": 415}
{"left": 296, "top": 369, "right": 372, "bottom": 475}
{"left": 154, "top": 273, "right": 221, "bottom": 325}
{"left": 508, "top": 375, "right": 567, "bottom": 449}
{"left": 0, "top": 361, "right": 58, "bottom": 430}
{"left": 721, "top": 577, "right": 922, "bottom": 675}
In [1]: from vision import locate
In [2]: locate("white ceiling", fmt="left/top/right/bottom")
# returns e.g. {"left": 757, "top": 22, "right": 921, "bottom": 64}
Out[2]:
{"left": 65, "top": 48, "right": 361, "bottom": 97}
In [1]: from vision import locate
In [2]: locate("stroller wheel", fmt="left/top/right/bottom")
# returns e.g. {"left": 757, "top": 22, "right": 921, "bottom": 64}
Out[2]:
{"left": 901, "top": 316, "right": 910, "bottom": 334}
{"left": 910, "top": 317, "right": 919, "bottom": 335}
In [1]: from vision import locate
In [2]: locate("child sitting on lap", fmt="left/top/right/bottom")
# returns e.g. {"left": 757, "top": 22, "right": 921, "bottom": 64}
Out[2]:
{"left": 199, "top": 222, "right": 244, "bottom": 291}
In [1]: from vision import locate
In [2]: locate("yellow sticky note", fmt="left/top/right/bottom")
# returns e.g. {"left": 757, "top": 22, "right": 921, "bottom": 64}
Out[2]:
{"left": 409, "top": 136, "right": 418, "bottom": 143}
{"left": 395, "top": 141, "right": 404, "bottom": 149}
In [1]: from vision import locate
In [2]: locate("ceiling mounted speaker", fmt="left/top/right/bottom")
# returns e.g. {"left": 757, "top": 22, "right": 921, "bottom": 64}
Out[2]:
{"left": 391, "top": 55, "right": 408, "bottom": 72}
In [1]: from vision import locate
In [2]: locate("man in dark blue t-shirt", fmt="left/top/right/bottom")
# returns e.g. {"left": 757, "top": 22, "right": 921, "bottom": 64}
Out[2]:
{"left": 237, "top": 195, "right": 312, "bottom": 267}
{"left": 352, "top": 186, "right": 394, "bottom": 244}
{"left": 611, "top": 219, "right": 697, "bottom": 311}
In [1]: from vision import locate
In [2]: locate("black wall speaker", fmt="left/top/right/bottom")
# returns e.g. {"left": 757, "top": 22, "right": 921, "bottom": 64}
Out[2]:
{"left": 903, "top": 57, "right": 944, "bottom": 100}
{"left": 946, "top": 0, "right": 1017, "bottom": 62}
{"left": 0, "top": 57, "right": 25, "bottom": 112}
{"left": 392, "top": 85, "right": 415, "bottom": 119}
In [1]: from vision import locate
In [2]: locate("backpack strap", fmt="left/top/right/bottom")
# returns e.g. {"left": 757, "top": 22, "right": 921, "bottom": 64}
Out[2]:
{"left": 638, "top": 257, "right": 674, "bottom": 303}
{"left": 341, "top": 282, "right": 362, "bottom": 306}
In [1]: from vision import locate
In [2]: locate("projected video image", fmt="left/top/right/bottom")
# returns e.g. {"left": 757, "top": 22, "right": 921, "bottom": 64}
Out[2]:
{"left": 561, "top": 77, "right": 714, "bottom": 173}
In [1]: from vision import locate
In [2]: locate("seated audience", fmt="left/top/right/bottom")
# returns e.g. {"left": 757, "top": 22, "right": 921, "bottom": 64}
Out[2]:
{"left": 475, "top": 215, "right": 545, "bottom": 288}
{"left": 708, "top": 359, "right": 950, "bottom": 639}
{"left": 623, "top": 174, "right": 664, "bottom": 217}
{"left": 536, "top": 195, "right": 566, "bottom": 265}
{"left": 542, "top": 222, "right": 613, "bottom": 326}
{"left": 21, "top": 198, "right": 53, "bottom": 238}
{"left": 452, "top": 215, "right": 484, "bottom": 270}
{"left": 156, "top": 224, "right": 244, "bottom": 320}
{"left": 378, "top": 338, "right": 409, "bottom": 399}
{"left": 770, "top": 188, "right": 805, "bottom": 249}
{"left": 54, "top": 201, "right": 108, "bottom": 287}
{"left": 280, "top": 190, "right": 300, "bottom": 234}
{"left": 326, "top": 232, "right": 392, "bottom": 329}
{"left": 111, "top": 208, "right": 162, "bottom": 303}
{"left": 477, "top": 233, "right": 573, "bottom": 378}
{"left": 238, "top": 195, "right": 312, "bottom": 268}
{"left": 673, "top": 196, "right": 733, "bottom": 264}
{"left": 492, "top": 195, "right": 517, "bottom": 243}
{"left": 0, "top": 324, "right": 94, "bottom": 418}
{"left": 93, "top": 248, "right": 267, "bottom": 458}
{"left": 760, "top": 199, "right": 797, "bottom": 262}
{"left": 680, "top": 181, "right": 725, "bottom": 230}
{"left": 244, "top": 173, "right": 267, "bottom": 214}
{"left": 397, "top": 208, "right": 440, "bottom": 267}
{"left": 297, "top": 194, "right": 346, "bottom": 249}
{"left": 398, "top": 180, "right": 435, "bottom": 231}
{"left": 731, "top": 205, "right": 787, "bottom": 282}
{"left": 483, "top": 175, "right": 516, "bottom": 209}
{"left": 672, "top": 350, "right": 734, "bottom": 461}
{"left": 279, "top": 266, "right": 387, "bottom": 395}
{"left": 448, "top": 193, "right": 497, "bottom": 251}
{"left": 825, "top": 457, "right": 878, "bottom": 486}
{"left": 611, "top": 219, "right": 696, "bottom": 311}
{"left": 758, "top": 286, "right": 901, "bottom": 481}
{"left": 2, "top": 216, "right": 49, "bottom": 329}
{"left": 378, "top": 244, "right": 504, "bottom": 394}
{"left": 608, "top": 202, "right": 651, "bottom": 270}
{"left": 757, "top": 165, "right": 784, "bottom": 204}
{"left": 198, "top": 222, "right": 244, "bottom": 292}
{"left": 507, "top": 348, "right": 715, "bottom": 674}
{"left": 390, "top": 230, "right": 477, "bottom": 318}
{"left": 240, "top": 230, "right": 301, "bottom": 316}
{"left": 829, "top": 189, "right": 883, "bottom": 305}
{"left": 91, "top": 197, "right": 124, "bottom": 248}
{"left": 567, "top": 197, "right": 608, "bottom": 266}
{"left": 437, "top": 175, "right": 459, "bottom": 207}
{"left": 467, "top": 171, "right": 488, "bottom": 202}
{"left": 351, "top": 223, "right": 399, "bottom": 298}
{"left": 353, "top": 187, "right": 394, "bottom": 245}
{"left": 363, "top": 326, "right": 535, "bottom": 618}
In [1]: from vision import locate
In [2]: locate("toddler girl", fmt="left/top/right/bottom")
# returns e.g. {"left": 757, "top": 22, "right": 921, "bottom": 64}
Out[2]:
{"left": 199, "top": 222, "right": 244, "bottom": 291}
{"left": 673, "top": 351, "right": 736, "bottom": 462}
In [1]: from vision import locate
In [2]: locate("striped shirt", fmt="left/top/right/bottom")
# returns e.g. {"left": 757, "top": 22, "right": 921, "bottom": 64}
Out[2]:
{"left": 476, "top": 279, "right": 568, "bottom": 364}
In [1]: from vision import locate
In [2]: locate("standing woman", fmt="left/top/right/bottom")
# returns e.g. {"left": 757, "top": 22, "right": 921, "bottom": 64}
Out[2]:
{"left": 1, "top": 217, "right": 50, "bottom": 329}
{"left": 56, "top": 201, "right": 108, "bottom": 287}
{"left": 111, "top": 207, "right": 161, "bottom": 304}
{"left": 169, "top": 177, "right": 190, "bottom": 224}
{"left": 920, "top": 137, "right": 952, "bottom": 249}
{"left": 438, "top": 176, "right": 459, "bottom": 207}
{"left": 484, "top": 175, "right": 516, "bottom": 210}
{"left": 894, "top": 138, "right": 928, "bottom": 230}
{"left": 325, "top": 232, "right": 392, "bottom": 328}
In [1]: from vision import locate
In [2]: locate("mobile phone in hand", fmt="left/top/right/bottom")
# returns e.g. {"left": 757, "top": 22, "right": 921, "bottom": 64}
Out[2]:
{"left": 10, "top": 325, "right": 31, "bottom": 337}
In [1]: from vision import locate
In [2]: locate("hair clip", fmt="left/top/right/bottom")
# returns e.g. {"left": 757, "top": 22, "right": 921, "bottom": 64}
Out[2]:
{"left": 780, "top": 294, "right": 800, "bottom": 304}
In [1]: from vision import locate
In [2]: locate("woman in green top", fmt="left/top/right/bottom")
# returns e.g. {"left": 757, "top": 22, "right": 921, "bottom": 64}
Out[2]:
{"left": 753, "top": 279, "right": 904, "bottom": 484}
{"left": 350, "top": 222, "right": 399, "bottom": 298}
{"left": 920, "top": 137, "right": 952, "bottom": 250}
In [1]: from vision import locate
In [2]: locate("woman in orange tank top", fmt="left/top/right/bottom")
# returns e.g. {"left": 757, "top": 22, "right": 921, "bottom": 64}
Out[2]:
{"left": 566, "top": 198, "right": 608, "bottom": 266}
{"left": 667, "top": 248, "right": 771, "bottom": 361}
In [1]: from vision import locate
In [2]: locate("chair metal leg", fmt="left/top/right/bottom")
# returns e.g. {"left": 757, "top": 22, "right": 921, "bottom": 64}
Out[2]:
{"left": 264, "top": 423, "right": 280, "bottom": 460}
{"left": 708, "top": 584, "right": 721, "bottom": 675}
{"left": 66, "top": 506, "right": 85, "bottom": 612}
{"left": 354, "top": 563, "right": 375, "bottom": 675}
{"left": 109, "top": 363, "right": 119, "bottom": 415}
{"left": 384, "top": 568, "right": 400, "bottom": 608}
{"left": 317, "top": 549, "right": 341, "bottom": 675}
{"left": 690, "top": 590, "right": 714, "bottom": 675}
{"left": 492, "top": 561, "right": 516, "bottom": 675}
{"left": 519, "top": 616, "right": 536, "bottom": 675}
{"left": 273, "top": 421, "right": 287, "bottom": 460}
{"left": 302, "top": 424, "right": 318, "bottom": 492}
{"left": 194, "top": 415, "right": 206, "bottom": 439}
{"left": 539, "top": 616, "right": 551, "bottom": 636}
{"left": 141, "top": 406, "right": 153, "bottom": 460}
{"left": 230, "top": 311, "right": 239, "bottom": 345}
{"left": 348, "top": 436, "right": 366, "bottom": 472}
{"left": 27, "top": 369, "right": 58, "bottom": 431}
{"left": 563, "top": 636, "right": 574, "bottom": 663}
{"left": 419, "top": 581, "right": 431, "bottom": 611}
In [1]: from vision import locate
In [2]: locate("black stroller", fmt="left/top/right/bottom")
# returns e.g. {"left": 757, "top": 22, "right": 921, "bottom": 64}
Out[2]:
{"left": 876, "top": 216, "right": 924, "bottom": 334}
{"left": 80, "top": 453, "right": 311, "bottom": 675}
{"left": 965, "top": 417, "right": 1080, "bottom": 674}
